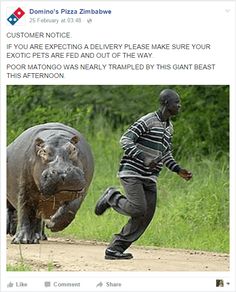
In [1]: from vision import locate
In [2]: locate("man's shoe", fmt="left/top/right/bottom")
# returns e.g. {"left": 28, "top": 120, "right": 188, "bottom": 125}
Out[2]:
{"left": 95, "top": 187, "right": 118, "bottom": 216}
{"left": 105, "top": 248, "right": 133, "bottom": 260}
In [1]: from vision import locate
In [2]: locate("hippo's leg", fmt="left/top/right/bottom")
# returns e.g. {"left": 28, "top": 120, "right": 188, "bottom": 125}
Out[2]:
{"left": 41, "top": 222, "right": 48, "bottom": 240}
{"left": 7, "top": 200, "right": 17, "bottom": 236}
{"left": 46, "top": 197, "right": 83, "bottom": 232}
{"left": 34, "top": 220, "right": 47, "bottom": 241}
{"left": 11, "top": 190, "right": 40, "bottom": 244}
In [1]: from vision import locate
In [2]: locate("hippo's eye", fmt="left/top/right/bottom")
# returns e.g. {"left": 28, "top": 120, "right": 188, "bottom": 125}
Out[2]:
{"left": 37, "top": 148, "right": 53, "bottom": 162}
{"left": 37, "top": 148, "right": 47, "bottom": 157}
{"left": 68, "top": 145, "right": 78, "bottom": 158}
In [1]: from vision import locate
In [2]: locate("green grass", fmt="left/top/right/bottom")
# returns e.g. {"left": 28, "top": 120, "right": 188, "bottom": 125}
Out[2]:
{"left": 6, "top": 263, "right": 55, "bottom": 272}
{"left": 49, "top": 124, "right": 229, "bottom": 253}
{"left": 7, "top": 263, "right": 32, "bottom": 271}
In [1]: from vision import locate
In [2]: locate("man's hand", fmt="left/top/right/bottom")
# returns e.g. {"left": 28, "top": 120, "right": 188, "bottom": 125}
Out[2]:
{"left": 178, "top": 168, "right": 192, "bottom": 181}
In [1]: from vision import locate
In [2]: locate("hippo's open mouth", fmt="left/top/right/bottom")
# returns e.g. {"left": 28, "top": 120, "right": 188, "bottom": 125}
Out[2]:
{"left": 38, "top": 187, "right": 86, "bottom": 220}
{"left": 40, "top": 187, "right": 85, "bottom": 200}
{"left": 55, "top": 188, "right": 85, "bottom": 202}
{"left": 57, "top": 187, "right": 85, "bottom": 195}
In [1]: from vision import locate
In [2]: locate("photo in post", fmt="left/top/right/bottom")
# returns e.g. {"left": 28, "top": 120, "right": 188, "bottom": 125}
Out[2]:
{"left": 6, "top": 85, "right": 229, "bottom": 272}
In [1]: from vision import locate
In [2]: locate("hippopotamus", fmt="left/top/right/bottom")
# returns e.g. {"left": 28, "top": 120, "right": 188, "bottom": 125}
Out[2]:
{"left": 7, "top": 122, "right": 94, "bottom": 244}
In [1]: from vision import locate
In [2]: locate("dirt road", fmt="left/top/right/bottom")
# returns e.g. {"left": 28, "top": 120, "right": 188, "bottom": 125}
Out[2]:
{"left": 7, "top": 237, "right": 229, "bottom": 271}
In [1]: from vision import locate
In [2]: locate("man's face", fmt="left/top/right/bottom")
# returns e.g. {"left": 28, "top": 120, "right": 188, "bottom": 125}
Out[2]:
{"left": 166, "top": 95, "right": 181, "bottom": 116}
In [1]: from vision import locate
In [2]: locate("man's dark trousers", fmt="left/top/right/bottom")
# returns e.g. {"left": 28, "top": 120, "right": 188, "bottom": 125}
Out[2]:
{"left": 107, "top": 177, "right": 157, "bottom": 253}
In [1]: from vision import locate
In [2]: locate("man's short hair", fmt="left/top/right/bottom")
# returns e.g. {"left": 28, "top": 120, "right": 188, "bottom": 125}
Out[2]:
{"left": 159, "top": 89, "right": 180, "bottom": 105}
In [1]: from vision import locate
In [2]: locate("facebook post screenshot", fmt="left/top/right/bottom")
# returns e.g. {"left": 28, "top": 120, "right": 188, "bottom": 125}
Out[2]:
{"left": 0, "top": 0, "right": 235, "bottom": 291}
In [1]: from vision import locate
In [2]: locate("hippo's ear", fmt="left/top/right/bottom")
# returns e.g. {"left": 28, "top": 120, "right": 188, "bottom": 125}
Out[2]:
{"left": 70, "top": 136, "right": 79, "bottom": 145}
{"left": 35, "top": 137, "right": 45, "bottom": 152}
